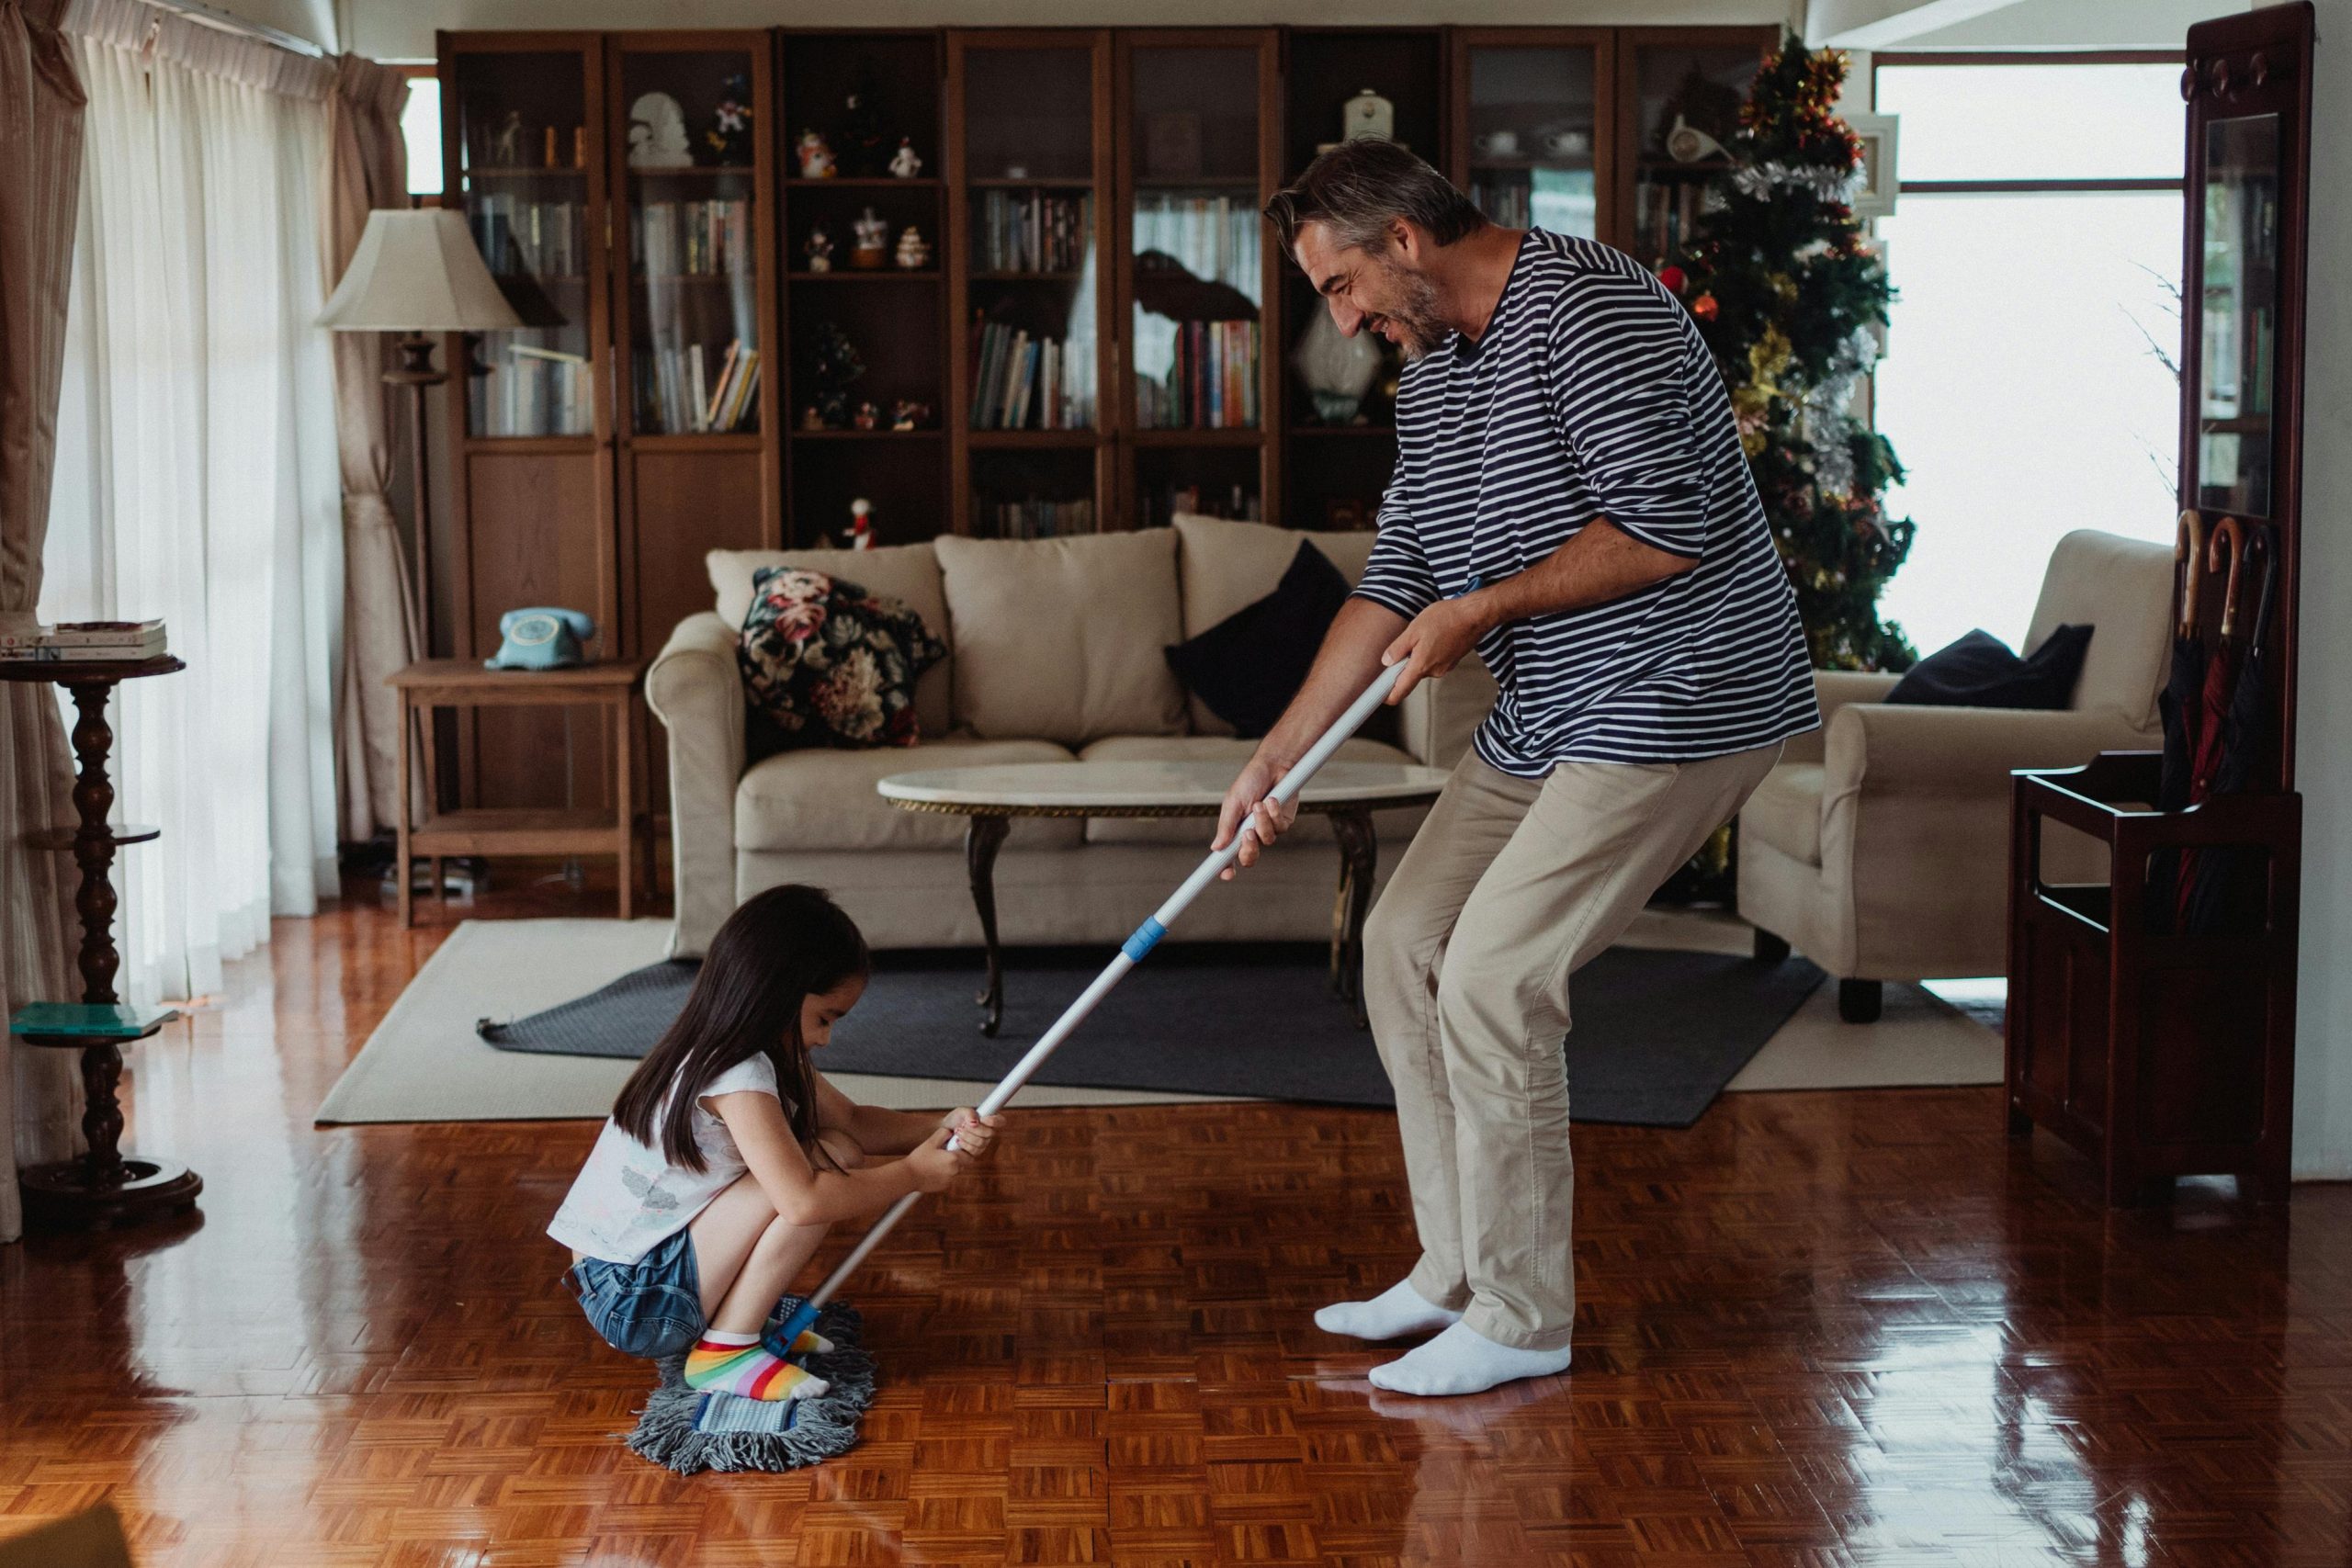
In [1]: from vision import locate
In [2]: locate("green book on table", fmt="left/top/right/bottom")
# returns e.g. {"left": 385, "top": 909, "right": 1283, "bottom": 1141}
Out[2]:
{"left": 9, "top": 1002, "right": 181, "bottom": 1039}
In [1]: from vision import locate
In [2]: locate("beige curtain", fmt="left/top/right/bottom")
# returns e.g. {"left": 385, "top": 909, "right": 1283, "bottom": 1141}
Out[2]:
{"left": 0, "top": 0, "right": 89, "bottom": 1244}
{"left": 323, "top": 53, "right": 419, "bottom": 842}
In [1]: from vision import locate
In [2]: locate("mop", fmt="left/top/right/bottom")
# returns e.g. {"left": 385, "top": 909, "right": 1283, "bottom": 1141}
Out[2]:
{"left": 630, "top": 660, "right": 1408, "bottom": 1473}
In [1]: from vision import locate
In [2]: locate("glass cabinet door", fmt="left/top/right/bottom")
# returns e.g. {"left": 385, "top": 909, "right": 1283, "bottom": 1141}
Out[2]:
{"left": 1463, "top": 42, "right": 1601, "bottom": 237}
{"left": 1125, "top": 39, "right": 1270, "bottom": 528}
{"left": 448, "top": 50, "right": 596, "bottom": 439}
{"left": 2196, "top": 113, "right": 2280, "bottom": 517}
{"left": 616, "top": 45, "right": 764, "bottom": 436}
{"left": 1623, "top": 39, "right": 1765, "bottom": 269}
{"left": 963, "top": 45, "right": 1100, "bottom": 439}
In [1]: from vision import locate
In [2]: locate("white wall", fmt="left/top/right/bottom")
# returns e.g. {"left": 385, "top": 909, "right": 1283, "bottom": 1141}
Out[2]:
{"left": 1898, "top": 0, "right": 2250, "bottom": 49}
{"left": 345, "top": 0, "right": 1799, "bottom": 64}
{"left": 2290, "top": 0, "right": 2351, "bottom": 1180}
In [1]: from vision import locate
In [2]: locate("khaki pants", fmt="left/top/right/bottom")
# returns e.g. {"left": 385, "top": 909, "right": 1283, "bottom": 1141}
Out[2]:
{"left": 1363, "top": 742, "right": 1782, "bottom": 1351}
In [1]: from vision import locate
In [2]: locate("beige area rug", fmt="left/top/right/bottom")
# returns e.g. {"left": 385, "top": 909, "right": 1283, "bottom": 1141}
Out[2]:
{"left": 314, "top": 913, "right": 2003, "bottom": 1125}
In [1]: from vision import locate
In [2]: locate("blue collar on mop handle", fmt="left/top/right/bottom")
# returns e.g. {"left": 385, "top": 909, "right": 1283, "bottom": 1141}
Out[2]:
{"left": 1121, "top": 918, "right": 1168, "bottom": 962}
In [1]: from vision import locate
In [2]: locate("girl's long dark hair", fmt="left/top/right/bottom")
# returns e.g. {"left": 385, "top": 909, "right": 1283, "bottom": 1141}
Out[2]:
{"left": 613, "top": 884, "right": 869, "bottom": 1173}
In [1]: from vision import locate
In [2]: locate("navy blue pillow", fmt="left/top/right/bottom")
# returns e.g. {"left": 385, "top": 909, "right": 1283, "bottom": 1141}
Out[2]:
{"left": 1886, "top": 624, "right": 2094, "bottom": 710}
{"left": 1164, "top": 540, "right": 1353, "bottom": 739}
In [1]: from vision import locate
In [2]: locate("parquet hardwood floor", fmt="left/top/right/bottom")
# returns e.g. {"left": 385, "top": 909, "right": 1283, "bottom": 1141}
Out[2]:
{"left": 3, "top": 871, "right": 2347, "bottom": 1566}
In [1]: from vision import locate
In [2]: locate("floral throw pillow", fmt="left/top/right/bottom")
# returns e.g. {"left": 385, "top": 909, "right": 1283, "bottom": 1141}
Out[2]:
{"left": 737, "top": 567, "right": 947, "bottom": 749}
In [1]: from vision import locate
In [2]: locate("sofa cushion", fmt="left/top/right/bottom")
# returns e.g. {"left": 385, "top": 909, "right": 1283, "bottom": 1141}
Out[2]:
{"left": 933, "top": 529, "right": 1188, "bottom": 747}
{"left": 709, "top": 544, "right": 951, "bottom": 739}
{"left": 1172, "top": 513, "right": 1378, "bottom": 736}
{"left": 739, "top": 567, "right": 947, "bottom": 749}
{"left": 1740, "top": 761, "right": 1825, "bottom": 867}
{"left": 737, "top": 737, "right": 1081, "bottom": 853}
{"left": 2021, "top": 529, "right": 2171, "bottom": 732}
{"left": 1165, "top": 540, "right": 1354, "bottom": 739}
{"left": 1074, "top": 734, "right": 1427, "bottom": 847}
{"left": 1887, "top": 625, "right": 2093, "bottom": 711}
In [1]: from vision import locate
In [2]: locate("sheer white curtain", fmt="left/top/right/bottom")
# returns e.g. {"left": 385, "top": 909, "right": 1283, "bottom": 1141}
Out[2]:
{"left": 46, "top": 0, "right": 343, "bottom": 1004}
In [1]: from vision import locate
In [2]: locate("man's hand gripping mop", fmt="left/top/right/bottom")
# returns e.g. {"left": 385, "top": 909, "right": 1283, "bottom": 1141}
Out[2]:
{"left": 630, "top": 660, "right": 1412, "bottom": 1473}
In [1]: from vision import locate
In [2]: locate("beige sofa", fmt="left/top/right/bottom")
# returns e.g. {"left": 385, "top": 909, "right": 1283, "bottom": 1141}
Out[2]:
{"left": 648, "top": 513, "right": 1497, "bottom": 957}
{"left": 1737, "top": 529, "right": 2174, "bottom": 1021}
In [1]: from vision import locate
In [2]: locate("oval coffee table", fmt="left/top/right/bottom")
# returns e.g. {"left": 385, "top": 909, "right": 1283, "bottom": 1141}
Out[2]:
{"left": 877, "top": 760, "right": 1450, "bottom": 1035}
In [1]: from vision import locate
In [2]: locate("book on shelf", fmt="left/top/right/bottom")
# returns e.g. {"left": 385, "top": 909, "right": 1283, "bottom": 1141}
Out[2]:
{"left": 989, "top": 497, "right": 1092, "bottom": 540}
{"left": 1138, "top": 318, "right": 1259, "bottom": 430}
{"left": 640, "top": 337, "right": 760, "bottom": 434}
{"left": 977, "top": 191, "right": 1091, "bottom": 273}
{"left": 633, "top": 197, "right": 752, "bottom": 278}
{"left": 487, "top": 341, "right": 591, "bottom": 437}
{"left": 969, "top": 317, "right": 1092, "bottom": 430}
{"left": 468, "top": 195, "right": 583, "bottom": 278}
{"left": 0, "top": 619, "right": 169, "bottom": 661}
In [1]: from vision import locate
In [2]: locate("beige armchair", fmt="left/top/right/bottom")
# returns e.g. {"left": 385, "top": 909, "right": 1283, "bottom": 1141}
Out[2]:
{"left": 1738, "top": 529, "right": 2175, "bottom": 1021}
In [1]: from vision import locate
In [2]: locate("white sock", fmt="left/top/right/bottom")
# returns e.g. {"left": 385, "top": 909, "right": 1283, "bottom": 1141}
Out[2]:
{"left": 700, "top": 1328, "right": 758, "bottom": 1347}
{"left": 1313, "top": 1279, "right": 1464, "bottom": 1341}
{"left": 1366, "top": 1321, "right": 1571, "bottom": 1396}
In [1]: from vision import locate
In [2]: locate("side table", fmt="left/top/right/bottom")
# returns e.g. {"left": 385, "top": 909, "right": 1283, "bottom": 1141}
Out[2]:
{"left": 1, "top": 654, "right": 204, "bottom": 1226}
{"left": 388, "top": 660, "right": 650, "bottom": 926}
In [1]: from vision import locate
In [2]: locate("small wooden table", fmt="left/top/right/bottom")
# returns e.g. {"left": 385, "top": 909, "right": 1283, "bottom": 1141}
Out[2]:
{"left": 388, "top": 660, "right": 649, "bottom": 926}
{"left": 1, "top": 654, "right": 203, "bottom": 1227}
{"left": 876, "top": 760, "right": 1450, "bottom": 1034}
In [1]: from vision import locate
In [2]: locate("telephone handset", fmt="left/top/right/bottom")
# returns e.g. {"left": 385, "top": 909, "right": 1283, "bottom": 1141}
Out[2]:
{"left": 485, "top": 606, "right": 594, "bottom": 671}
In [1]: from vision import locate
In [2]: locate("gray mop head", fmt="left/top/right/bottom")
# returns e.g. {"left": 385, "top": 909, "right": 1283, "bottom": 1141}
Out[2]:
{"left": 626, "top": 1302, "right": 877, "bottom": 1473}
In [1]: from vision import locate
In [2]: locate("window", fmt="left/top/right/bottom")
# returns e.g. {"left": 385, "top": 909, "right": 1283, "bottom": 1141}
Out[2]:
{"left": 401, "top": 70, "right": 442, "bottom": 197}
{"left": 1869, "top": 60, "right": 2183, "bottom": 657}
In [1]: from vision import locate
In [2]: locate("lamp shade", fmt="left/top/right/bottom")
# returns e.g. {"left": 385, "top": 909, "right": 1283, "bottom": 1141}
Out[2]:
{"left": 318, "top": 209, "right": 524, "bottom": 333}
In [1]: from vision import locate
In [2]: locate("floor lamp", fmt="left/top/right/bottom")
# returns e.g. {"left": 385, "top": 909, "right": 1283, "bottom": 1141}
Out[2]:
{"left": 318, "top": 208, "right": 523, "bottom": 661}
{"left": 319, "top": 209, "right": 522, "bottom": 880}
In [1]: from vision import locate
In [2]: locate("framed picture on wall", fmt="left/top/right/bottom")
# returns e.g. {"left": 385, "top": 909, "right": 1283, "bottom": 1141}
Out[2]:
{"left": 1846, "top": 112, "right": 1899, "bottom": 219}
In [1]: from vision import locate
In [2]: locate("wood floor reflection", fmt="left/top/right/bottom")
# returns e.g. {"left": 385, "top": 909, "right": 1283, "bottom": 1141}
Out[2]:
{"left": 2, "top": 870, "right": 2346, "bottom": 1566}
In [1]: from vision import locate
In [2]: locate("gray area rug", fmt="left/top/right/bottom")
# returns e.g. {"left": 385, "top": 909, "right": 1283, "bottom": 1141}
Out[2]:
{"left": 480, "top": 944, "right": 1826, "bottom": 1128}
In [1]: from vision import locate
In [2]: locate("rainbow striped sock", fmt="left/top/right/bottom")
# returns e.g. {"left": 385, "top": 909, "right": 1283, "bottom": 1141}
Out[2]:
{"left": 682, "top": 1336, "right": 831, "bottom": 1402}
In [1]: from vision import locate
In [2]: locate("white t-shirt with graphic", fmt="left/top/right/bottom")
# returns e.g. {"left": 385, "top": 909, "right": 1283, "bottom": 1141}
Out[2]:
{"left": 548, "top": 1054, "right": 782, "bottom": 1265}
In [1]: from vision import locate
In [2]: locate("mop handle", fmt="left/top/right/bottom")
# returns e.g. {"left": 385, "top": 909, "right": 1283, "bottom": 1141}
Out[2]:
{"left": 785, "top": 660, "right": 1411, "bottom": 1328}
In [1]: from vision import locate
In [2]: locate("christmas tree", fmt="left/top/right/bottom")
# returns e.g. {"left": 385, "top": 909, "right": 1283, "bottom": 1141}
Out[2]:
{"left": 1657, "top": 39, "right": 1916, "bottom": 672}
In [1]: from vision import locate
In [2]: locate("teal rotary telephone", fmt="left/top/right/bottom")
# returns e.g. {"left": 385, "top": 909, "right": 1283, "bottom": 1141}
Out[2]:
{"left": 485, "top": 607, "right": 594, "bottom": 671}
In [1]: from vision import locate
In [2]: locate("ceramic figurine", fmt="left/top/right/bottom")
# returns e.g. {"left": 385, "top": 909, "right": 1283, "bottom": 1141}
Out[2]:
{"left": 1341, "top": 87, "right": 1394, "bottom": 143}
{"left": 804, "top": 222, "right": 834, "bottom": 273}
{"left": 889, "top": 399, "right": 932, "bottom": 431}
{"left": 888, "top": 138, "right": 923, "bottom": 179}
{"left": 627, "top": 93, "right": 693, "bottom": 170}
{"left": 850, "top": 207, "right": 888, "bottom": 269}
{"left": 801, "top": 405, "right": 827, "bottom": 431}
{"left": 489, "top": 108, "right": 526, "bottom": 168}
{"left": 703, "top": 72, "right": 752, "bottom": 166}
{"left": 847, "top": 499, "right": 876, "bottom": 548}
{"left": 796, "top": 129, "right": 837, "bottom": 179}
{"left": 893, "top": 225, "right": 932, "bottom": 270}
{"left": 1665, "top": 114, "right": 1727, "bottom": 164}
{"left": 854, "top": 400, "right": 880, "bottom": 431}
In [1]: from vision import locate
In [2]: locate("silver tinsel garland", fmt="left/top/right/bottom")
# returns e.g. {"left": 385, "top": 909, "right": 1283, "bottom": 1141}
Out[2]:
{"left": 1729, "top": 158, "right": 1861, "bottom": 204}
{"left": 1796, "top": 326, "right": 1882, "bottom": 497}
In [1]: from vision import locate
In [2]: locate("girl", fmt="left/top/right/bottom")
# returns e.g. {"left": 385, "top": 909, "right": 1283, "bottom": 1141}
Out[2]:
{"left": 550, "top": 885, "right": 1001, "bottom": 1401}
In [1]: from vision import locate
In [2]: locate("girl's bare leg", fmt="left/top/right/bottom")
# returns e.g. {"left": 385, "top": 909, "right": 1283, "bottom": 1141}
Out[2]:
{"left": 695, "top": 1132, "right": 868, "bottom": 1335}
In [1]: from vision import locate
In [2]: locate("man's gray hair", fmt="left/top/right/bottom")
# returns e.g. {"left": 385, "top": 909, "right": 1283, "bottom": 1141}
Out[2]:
{"left": 1263, "top": 138, "right": 1487, "bottom": 258}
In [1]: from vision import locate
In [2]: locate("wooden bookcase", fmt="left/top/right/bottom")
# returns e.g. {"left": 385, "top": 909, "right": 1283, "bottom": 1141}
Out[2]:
{"left": 435, "top": 22, "right": 1779, "bottom": 813}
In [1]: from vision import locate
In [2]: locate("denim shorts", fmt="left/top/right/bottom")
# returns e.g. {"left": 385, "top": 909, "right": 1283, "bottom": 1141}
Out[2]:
{"left": 568, "top": 1229, "right": 704, "bottom": 1359}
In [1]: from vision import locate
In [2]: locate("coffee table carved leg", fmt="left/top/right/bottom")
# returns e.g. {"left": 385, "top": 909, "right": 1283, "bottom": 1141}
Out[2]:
{"left": 966, "top": 815, "right": 1012, "bottom": 1038}
{"left": 1329, "top": 809, "right": 1377, "bottom": 1030}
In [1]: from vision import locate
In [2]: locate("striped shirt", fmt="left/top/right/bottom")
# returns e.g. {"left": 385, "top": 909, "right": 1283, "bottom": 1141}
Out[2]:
{"left": 1353, "top": 231, "right": 1819, "bottom": 774}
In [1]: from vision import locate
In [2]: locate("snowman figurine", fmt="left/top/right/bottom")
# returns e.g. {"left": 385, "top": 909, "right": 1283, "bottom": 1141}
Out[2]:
{"left": 888, "top": 138, "right": 924, "bottom": 179}
{"left": 796, "top": 129, "right": 837, "bottom": 179}
{"left": 847, "top": 499, "right": 876, "bottom": 550}
{"left": 804, "top": 222, "right": 834, "bottom": 273}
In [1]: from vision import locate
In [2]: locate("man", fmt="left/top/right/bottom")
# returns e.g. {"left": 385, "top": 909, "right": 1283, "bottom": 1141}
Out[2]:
{"left": 1216, "top": 140, "right": 1818, "bottom": 1397}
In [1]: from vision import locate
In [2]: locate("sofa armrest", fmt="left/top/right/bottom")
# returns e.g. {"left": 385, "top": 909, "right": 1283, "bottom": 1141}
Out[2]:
{"left": 646, "top": 613, "right": 745, "bottom": 958}
{"left": 1825, "top": 702, "right": 2154, "bottom": 796}
{"left": 1396, "top": 654, "right": 1497, "bottom": 770}
{"left": 1779, "top": 669, "right": 1902, "bottom": 765}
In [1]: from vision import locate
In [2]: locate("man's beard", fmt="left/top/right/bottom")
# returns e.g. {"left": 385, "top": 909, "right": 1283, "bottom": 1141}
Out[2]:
{"left": 1374, "top": 259, "right": 1446, "bottom": 362}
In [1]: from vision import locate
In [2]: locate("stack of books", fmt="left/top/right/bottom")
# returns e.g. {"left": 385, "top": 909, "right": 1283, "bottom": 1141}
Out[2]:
{"left": 977, "top": 191, "right": 1091, "bottom": 274}
{"left": 1137, "top": 319, "right": 1260, "bottom": 429}
{"left": 496, "top": 342, "right": 592, "bottom": 437}
{"left": 639, "top": 337, "right": 762, "bottom": 434}
{"left": 988, "top": 497, "right": 1092, "bottom": 540}
{"left": 969, "top": 320, "right": 1092, "bottom": 430}
{"left": 633, "top": 198, "right": 752, "bottom": 278}
{"left": 0, "top": 619, "right": 168, "bottom": 664}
